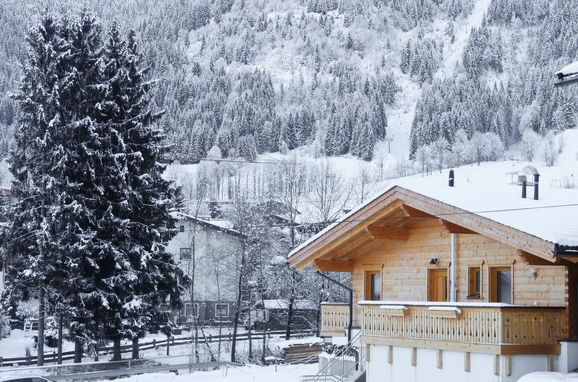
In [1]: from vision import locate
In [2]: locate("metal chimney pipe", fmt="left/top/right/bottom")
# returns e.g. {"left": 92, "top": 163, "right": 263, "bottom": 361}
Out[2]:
{"left": 449, "top": 169, "right": 454, "bottom": 187}
{"left": 520, "top": 175, "right": 527, "bottom": 199}
{"left": 534, "top": 173, "right": 540, "bottom": 200}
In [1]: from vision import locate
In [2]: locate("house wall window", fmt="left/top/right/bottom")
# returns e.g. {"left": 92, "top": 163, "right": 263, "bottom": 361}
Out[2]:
{"left": 490, "top": 266, "right": 513, "bottom": 304}
{"left": 364, "top": 271, "right": 382, "bottom": 301}
{"left": 180, "top": 248, "right": 192, "bottom": 261}
{"left": 468, "top": 267, "right": 481, "bottom": 298}
{"left": 185, "top": 303, "right": 199, "bottom": 318}
{"left": 215, "top": 303, "right": 229, "bottom": 319}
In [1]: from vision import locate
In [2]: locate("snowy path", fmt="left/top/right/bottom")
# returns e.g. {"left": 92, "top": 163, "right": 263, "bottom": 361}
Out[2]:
{"left": 437, "top": 0, "right": 493, "bottom": 78}
{"left": 385, "top": 74, "right": 421, "bottom": 159}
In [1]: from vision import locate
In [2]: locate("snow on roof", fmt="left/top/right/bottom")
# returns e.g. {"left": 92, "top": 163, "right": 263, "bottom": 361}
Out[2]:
{"left": 556, "top": 61, "right": 578, "bottom": 77}
{"left": 290, "top": 153, "right": 578, "bottom": 258}
{"left": 171, "top": 211, "right": 241, "bottom": 236}
{"left": 259, "top": 299, "right": 317, "bottom": 310}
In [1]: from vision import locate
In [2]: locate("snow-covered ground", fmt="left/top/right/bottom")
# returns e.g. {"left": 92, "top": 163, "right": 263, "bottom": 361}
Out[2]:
{"left": 94, "top": 363, "right": 317, "bottom": 382}
{"left": 519, "top": 372, "right": 578, "bottom": 382}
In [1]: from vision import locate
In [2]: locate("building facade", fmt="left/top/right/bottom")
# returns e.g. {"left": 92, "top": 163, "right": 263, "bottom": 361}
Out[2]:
{"left": 289, "top": 182, "right": 578, "bottom": 382}
{"left": 166, "top": 213, "right": 242, "bottom": 326}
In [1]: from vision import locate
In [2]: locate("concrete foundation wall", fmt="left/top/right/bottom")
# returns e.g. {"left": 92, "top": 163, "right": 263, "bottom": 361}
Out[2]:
{"left": 367, "top": 345, "right": 552, "bottom": 382}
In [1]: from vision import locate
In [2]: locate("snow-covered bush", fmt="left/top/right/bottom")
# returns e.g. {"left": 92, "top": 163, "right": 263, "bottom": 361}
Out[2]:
{"left": 520, "top": 129, "right": 540, "bottom": 161}
{"left": 542, "top": 132, "right": 560, "bottom": 167}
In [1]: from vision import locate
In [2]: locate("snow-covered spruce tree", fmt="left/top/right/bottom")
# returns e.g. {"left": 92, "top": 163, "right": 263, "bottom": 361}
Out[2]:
{"left": 98, "top": 25, "right": 188, "bottom": 360}
{"left": 3, "top": 14, "right": 72, "bottom": 366}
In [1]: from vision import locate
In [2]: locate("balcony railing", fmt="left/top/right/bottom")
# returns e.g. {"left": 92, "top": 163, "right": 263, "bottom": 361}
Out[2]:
{"left": 320, "top": 303, "right": 350, "bottom": 337}
{"left": 320, "top": 302, "right": 567, "bottom": 354}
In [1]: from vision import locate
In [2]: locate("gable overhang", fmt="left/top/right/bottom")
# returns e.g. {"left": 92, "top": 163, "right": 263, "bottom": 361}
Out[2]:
{"left": 289, "top": 186, "right": 559, "bottom": 270}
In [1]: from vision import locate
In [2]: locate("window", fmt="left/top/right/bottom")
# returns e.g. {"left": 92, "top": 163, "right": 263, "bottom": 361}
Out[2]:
{"left": 364, "top": 271, "right": 382, "bottom": 301}
{"left": 185, "top": 303, "right": 199, "bottom": 318}
{"left": 490, "top": 267, "right": 512, "bottom": 304}
{"left": 468, "top": 267, "right": 481, "bottom": 298}
{"left": 179, "top": 225, "right": 185, "bottom": 232}
{"left": 215, "top": 303, "right": 229, "bottom": 319}
{"left": 180, "top": 248, "right": 192, "bottom": 261}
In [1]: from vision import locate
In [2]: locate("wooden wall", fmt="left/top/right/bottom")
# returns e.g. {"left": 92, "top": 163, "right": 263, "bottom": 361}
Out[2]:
{"left": 350, "top": 219, "right": 568, "bottom": 330}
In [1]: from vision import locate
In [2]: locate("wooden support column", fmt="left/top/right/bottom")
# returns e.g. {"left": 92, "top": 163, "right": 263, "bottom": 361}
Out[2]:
{"left": 464, "top": 352, "right": 470, "bottom": 373}
{"left": 411, "top": 347, "right": 417, "bottom": 367}
{"left": 505, "top": 355, "right": 512, "bottom": 376}
{"left": 387, "top": 345, "right": 393, "bottom": 364}
{"left": 494, "top": 355, "right": 500, "bottom": 376}
{"left": 437, "top": 349, "right": 443, "bottom": 369}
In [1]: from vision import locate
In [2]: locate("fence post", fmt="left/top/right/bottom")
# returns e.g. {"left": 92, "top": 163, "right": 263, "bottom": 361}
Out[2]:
{"left": 153, "top": 339, "right": 156, "bottom": 349}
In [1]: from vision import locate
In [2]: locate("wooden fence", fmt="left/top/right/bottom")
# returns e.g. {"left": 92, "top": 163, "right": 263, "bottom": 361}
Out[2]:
{"left": 0, "top": 329, "right": 317, "bottom": 367}
{"left": 320, "top": 303, "right": 349, "bottom": 337}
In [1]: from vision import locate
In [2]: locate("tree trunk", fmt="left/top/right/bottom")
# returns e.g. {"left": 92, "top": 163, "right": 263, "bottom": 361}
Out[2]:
{"left": 231, "top": 250, "right": 246, "bottom": 363}
{"left": 57, "top": 314, "right": 63, "bottom": 364}
{"left": 131, "top": 338, "right": 139, "bottom": 359}
{"left": 37, "top": 282, "right": 45, "bottom": 366}
{"left": 112, "top": 338, "right": 122, "bottom": 361}
{"left": 74, "top": 338, "right": 82, "bottom": 363}
{"left": 261, "top": 297, "right": 268, "bottom": 364}
{"left": 285, "top": 296, "right": 294, "bottom": 340}
{"left": 248, "top": 308, "right": 253, "bottom": 361}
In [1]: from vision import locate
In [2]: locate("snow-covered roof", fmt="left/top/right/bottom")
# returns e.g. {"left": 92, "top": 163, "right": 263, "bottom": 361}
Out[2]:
{"left": 171, "top": 211, "right": 242, "bottom": 236}
{"left": 290, "top": 159, "right": 578, "bottom": 259}
{"left": 258, "top": 299, "right": 317, "bottom": 310}
{"left": 556, "top": 61, "right": 578, "bottom": 78}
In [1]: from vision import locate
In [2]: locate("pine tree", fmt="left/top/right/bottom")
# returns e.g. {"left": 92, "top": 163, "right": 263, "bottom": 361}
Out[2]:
{"left": 99, "top": 25, "right": 188, "bottom": 358}
{"left": 4, "top": 14, "right": 70, "bottom": 366}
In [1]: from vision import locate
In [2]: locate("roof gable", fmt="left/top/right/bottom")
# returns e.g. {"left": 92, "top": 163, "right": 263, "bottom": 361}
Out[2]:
{"left": 289, "top": 186, "right": 559, "bottom": 269}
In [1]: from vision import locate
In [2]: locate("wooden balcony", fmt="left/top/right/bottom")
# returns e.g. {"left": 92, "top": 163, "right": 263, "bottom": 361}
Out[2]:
{"left": 320, "top": 302, "right": 567, "bottom": 355}
{"left": 320, "top": 303, "right": 350, "bottom": 337}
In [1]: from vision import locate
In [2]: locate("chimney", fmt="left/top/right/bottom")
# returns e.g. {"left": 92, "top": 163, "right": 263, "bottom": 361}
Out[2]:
{"left": 519, "top": 175, "right": 527, "bottom": 198}
{"left": 449, "top": 169, "right": 454, "bottom": 187}
{"left": 534, "top": 173, "right": 540, "bottom": 200}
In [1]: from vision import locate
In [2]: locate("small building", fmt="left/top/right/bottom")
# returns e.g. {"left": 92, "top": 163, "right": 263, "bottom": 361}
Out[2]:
{"left": 250, "top": 299, "right": 318, "bottom": 331}
{"left": 289, "top": 166, "right": 578, "bottom": 382}
{"left": 166, "top": 212, "right": 243, "bottom": 326}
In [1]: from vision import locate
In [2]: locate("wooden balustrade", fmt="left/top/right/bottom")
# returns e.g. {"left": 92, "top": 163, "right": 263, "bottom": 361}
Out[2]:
{"left": 359, "top": 303, "right": 565, "bottom": 354}
{"left": 320, "top": 303, "right": 566, "bottom": 354}
{"left": 320, "top": 303, "right": 350, "bottom": 337}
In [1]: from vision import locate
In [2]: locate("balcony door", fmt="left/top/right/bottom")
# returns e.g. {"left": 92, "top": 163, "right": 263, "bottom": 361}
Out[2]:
{"left": 428, "top": 269, "right": 448, "bottom": 302}
{"left": 490, "top": 267, "right": 512, "bottom": 304}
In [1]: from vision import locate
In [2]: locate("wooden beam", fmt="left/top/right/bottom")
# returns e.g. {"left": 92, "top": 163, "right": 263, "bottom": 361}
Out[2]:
{"left": 439, "top": 219, "right": 478, "bottom": 234}
{"left": 557, "top": 255, "right": 578, "bottom": 264}
{"left": 518, "top": 250, "right": 562, "bottom": 266}
{"left": 314, "top": 260, "right": 353, "bottom": 272}
{"left": 401, "top": 204, "right": 433, "bottom": 218}
{"left": 365, "top": 226, "right": 409, "bottom": 241}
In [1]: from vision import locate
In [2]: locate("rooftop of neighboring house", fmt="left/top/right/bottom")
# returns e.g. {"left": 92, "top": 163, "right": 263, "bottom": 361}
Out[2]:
{"left": 171, "top": 211, "right": 242, "bottom": 237}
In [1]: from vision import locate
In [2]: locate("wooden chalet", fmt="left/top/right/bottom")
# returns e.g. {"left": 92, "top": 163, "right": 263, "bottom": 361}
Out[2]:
{"left": 289, "top": 170, "right": 578, "bottom": 382}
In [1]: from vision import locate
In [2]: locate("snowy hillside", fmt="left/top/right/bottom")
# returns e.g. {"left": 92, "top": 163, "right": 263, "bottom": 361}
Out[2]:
{"left": 0, "top": 0, "right": 575, "bottom": 165}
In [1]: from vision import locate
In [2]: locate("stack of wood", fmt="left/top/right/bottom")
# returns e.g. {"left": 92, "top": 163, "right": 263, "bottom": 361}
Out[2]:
{"left": 282, "top": 343, "right": 323, "bottom": 363}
